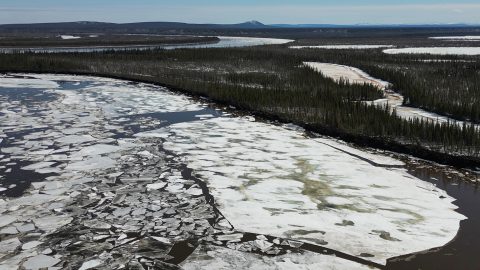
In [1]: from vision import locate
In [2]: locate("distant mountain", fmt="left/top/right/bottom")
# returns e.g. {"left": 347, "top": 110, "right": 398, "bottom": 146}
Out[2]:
{"left": 271, "top": 24, "right": 347, "bottom": 28}
{"left": 0, "top": 21, "right": 478, "bottom": 34}
{"left": 233, "top": 20, "right": 267, "bottom": 28}
{"left": 0, "top": 20, "right": 272, "bottom": 33}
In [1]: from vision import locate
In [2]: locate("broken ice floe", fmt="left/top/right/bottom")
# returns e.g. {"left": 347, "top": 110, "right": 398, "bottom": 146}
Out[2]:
{"left": 0, "top": 74, "right": 233, "bottom": 269}
{"left": 181, "top": 245, "right": 374, "bottom": 270}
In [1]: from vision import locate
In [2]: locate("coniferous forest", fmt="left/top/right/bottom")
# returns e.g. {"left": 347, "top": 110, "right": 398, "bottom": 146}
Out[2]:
{"left": 1, "top": 42, "right": 479, "bottom": 166}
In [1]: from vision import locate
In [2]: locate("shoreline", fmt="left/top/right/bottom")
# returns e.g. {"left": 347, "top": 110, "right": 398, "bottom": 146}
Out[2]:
{"left": 2, "top": 70, "right": 480, "bottom": 171}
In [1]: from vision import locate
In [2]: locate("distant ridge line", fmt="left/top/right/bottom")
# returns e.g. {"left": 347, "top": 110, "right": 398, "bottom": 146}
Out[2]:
{"left": 0, "top": 21, "right": 479, "bottom": 33}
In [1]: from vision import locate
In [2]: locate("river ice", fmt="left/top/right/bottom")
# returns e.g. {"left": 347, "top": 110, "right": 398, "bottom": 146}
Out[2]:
{"left": 181, "top": 245, "right": 373, "bottom": 270}
{"left": 157, "top": 115, "right": 465, "bottom": 264}
{"left": 0, "top": 74, "right": 466, "bottom": 268}
{"left": 291, "top": 45, "right": 395, "bottom": 50}
{"left": 383, "top": 47, "right": 480, "bottom": 55}
{"left": 304, "top": 62, "right": 390, "bottom": 89}
{"left": 0, "top": 36, "right": 294, "bottom": 53}
{"left": 429, "top": 36, "right": 480, "bottom": 41}
{"left": 59, "top": 35, "right": 81, "bottom": 40}
{"left": 171, "top": 36, "right": 294, "bottom": 49}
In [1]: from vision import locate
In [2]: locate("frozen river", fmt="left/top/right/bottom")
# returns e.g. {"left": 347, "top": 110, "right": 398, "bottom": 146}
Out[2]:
{"left": 0, "top": 36, "right": 293, "bottom": 54}
{"left": 0, "top": 74, "right": 472, "bottom": 269}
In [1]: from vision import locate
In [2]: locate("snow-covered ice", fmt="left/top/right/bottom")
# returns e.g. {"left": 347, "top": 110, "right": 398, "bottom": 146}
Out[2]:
{"left": 0, "top": 75, "right": 60, "bottom": 89}
{"left": 304, "top": 62, "right": 390, "bottom": 89}
{"left": 167, "top": 36, "right": 294, "bottom": 49}
{"left": 156, "top": 116, "right": 465, "bottom": 264}
{"left": 430, "top": 36, "right": 480, "bottom": 41}
{"left": 59, "top": 35, "right": 81, "bottom": 40}
{"left": 383, "top": 47, "right": 480, "bottom": 55}
{"left": 291, "top": 45, "right": 395, "bottom": 50}
{"left": 22, "top": 255, "right": 61, "bottom": 269}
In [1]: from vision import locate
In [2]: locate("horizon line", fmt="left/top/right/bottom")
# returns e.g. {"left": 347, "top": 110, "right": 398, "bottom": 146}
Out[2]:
{"left": 1, "top": 20, "right": 480, "bottom": 27}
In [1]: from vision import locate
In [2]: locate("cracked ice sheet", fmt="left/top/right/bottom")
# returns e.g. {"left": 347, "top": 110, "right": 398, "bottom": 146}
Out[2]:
{"left": 76, "top": 85, "right": 202, "bottom": 118}
{"left": 13, "top": 73, "right": 204, "bottom": 116}
{"left": 6, "top": 73, "right": 203, "bottom": 117}
{"left": 181, "top": 245, "right": 374, "bottom": 270}
{"left": 157, "top": 116, "right": 465, "bottom": 264}
{"left": 312, "top": 137, "right": 404, "bottom": 167}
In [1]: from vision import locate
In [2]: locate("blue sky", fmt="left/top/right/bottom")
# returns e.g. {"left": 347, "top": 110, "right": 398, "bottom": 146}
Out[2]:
{"left": 1, "top": 0, "right": 480, "bottom": 25}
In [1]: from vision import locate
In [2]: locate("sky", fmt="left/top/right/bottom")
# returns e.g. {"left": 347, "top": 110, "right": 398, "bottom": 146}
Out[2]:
{"left": 1, "top": 0, "right": 480, "bottom": 25}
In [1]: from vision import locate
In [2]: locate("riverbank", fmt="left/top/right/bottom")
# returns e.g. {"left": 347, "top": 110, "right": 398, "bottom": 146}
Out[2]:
{"left": 3, "top": 70, "right": 480, "bottom": 171}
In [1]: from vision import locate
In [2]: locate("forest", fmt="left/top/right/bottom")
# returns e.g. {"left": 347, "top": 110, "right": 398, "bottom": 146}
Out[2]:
{"left": 0, "top": 43, "right": 479, "bottom": 166}
{"left": 0, "top": 35, "right": 218, "bottom": 48}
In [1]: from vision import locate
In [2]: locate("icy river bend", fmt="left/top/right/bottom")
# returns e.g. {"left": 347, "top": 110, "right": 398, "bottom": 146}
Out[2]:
{"left": 0, "top": 74, "right": 468, "bottom": 269}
